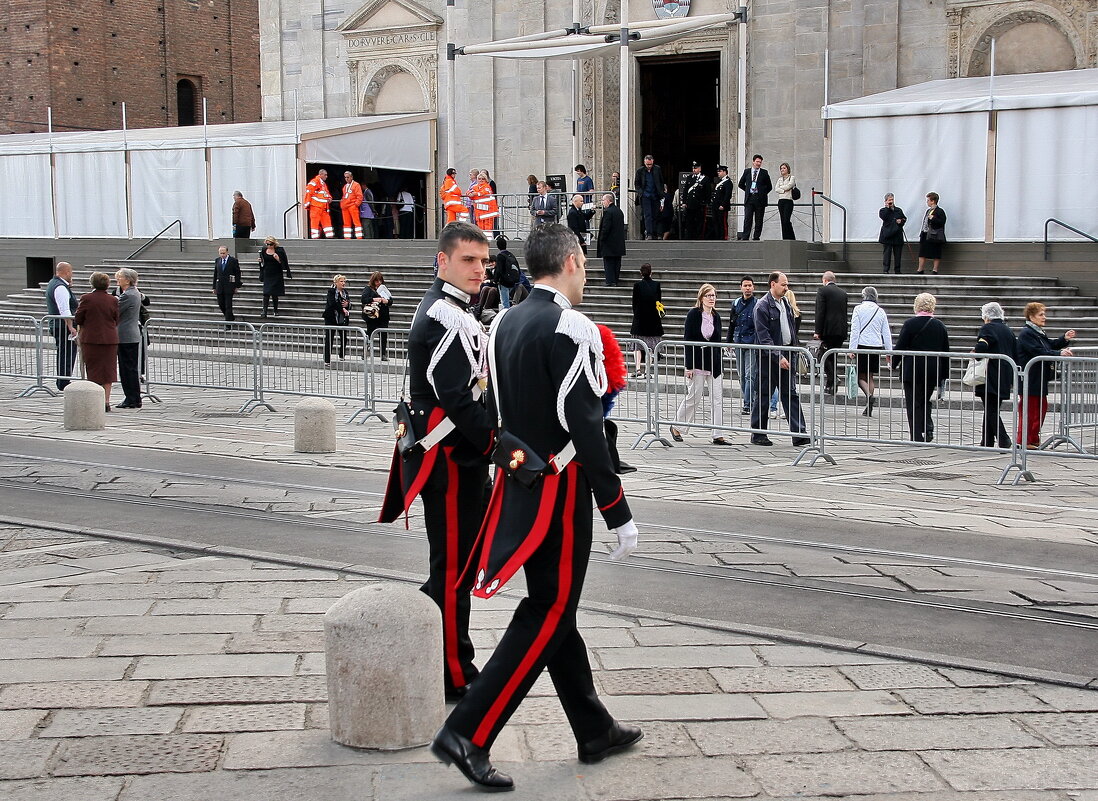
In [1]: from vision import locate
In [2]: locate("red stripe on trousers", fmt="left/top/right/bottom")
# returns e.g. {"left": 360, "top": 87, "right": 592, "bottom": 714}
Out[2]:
{"left": 443, "top": 451, "right": 465, "bottom": 688}
{"left": 402, "top": 408, "right": 447, "bottom": 509}
{"left": 457, "top": 467, "right": 505, "bottom": 590}
{"left": 472, "top": 466, "right": 577, "bottom": 746}
{"left": 472, "top": 472, "right": 560, "bottom": 598}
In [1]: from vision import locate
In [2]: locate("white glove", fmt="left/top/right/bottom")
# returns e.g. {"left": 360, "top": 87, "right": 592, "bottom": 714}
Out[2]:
{"left": 609, "top": 519, "right": 639, "bottom": 561}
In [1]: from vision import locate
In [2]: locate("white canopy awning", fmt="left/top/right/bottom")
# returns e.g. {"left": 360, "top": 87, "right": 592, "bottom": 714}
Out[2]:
{"left": 824, "top": 68, "right": 1098, "bottom": 119}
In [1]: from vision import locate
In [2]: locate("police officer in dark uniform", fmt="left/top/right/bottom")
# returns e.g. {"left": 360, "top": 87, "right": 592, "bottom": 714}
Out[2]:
{"left": 431, "top": 223, "right": 642, "bottom": 792}
{"left": 680, "top": 161, "right": 712, "bottom": 240}
{"left": 707, "top": 165, "right": 734, "bottom": 240}
{"left": 378, "top": 221, "right": 495, "bottom": 702}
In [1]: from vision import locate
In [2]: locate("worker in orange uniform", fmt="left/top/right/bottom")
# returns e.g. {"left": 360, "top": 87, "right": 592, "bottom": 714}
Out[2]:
{"left": 340, "top": 171, "right": 365, "bottom": 238}
{"left": 469, "top": 171, "right": 499, "bottom": 234}
{"left": 439, "top": 168, "right": 466, "bottom": 224}
{"left": 304, "top": 169, "right": 335, "bottom": 239}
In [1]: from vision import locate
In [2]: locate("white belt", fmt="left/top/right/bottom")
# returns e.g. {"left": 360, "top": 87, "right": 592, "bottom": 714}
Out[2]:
{"left": 548, "top": 440, "right": 576, "bottom": 474}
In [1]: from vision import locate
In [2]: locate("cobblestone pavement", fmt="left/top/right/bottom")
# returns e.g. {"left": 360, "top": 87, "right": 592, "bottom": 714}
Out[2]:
{"left": 1, "top": 526, "right": 1098, "bottom": 800}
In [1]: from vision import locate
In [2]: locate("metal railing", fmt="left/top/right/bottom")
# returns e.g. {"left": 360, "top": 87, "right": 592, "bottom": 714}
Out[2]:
{"left": 1044, "top": 218, "right": 1098, "bottom": 261}
{"left": 1015, "top": 354, "right": 1098, "bottom": 483}
{"left": 127, "top": 220, "right": 183, "bottom": 260}
{"left": 282, "top": 202, "right": 300, "bottom": 240}
{"left": 810, "top": 190, "right": 847, "bottom": 263}
{"left": 0, "top": 314, "right": 52, "bottom": 397}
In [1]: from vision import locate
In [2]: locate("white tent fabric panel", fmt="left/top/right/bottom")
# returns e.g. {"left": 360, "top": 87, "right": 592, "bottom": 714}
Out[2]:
{"left": 210, "top": 146, "right": 299, "bottom": 239}
{"left": 55, "top": 151, "right": 127, "bottom": 237}
{"left": 303, "top": 121, "right": 432, "bottom": 172}
{"left": 994, "top": 106, "right": 1098, "bottom": 241}
{"left": 130, "top": 149, "right": 209, "bottom": 238}
{"left": 829, "top": 113, "right": 987, "bottom": 242}
{"left": 0, "top": 154, "right": 53, "bottom": 237}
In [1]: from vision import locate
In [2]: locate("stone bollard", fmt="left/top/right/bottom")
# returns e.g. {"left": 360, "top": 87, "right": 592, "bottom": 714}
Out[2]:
{"left": 63, "top": 381, "right": 105, "bottom": 431}
{"left": 294, "top": 397, "right": 337, "bottom": 453}
{"left": 325, "top": 584, "right": 444, "bottom": 749}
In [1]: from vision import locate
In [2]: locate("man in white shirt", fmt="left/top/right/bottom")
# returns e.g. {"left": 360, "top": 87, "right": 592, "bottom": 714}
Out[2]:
{"left": 44, "top": 262, "right": 78, "bottom": 390}
{"left": 398, "top": 189, "right": 416, "bottom": 239}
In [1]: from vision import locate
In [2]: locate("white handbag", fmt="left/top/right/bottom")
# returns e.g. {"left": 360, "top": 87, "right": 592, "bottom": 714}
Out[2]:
{"left": 962, "top": 358, "right": 987, "bottom": 387}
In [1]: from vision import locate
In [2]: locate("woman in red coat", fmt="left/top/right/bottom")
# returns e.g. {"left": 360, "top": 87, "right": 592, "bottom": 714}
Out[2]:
{"left": 73, "top": 272, "right": 120, "bottom": 411}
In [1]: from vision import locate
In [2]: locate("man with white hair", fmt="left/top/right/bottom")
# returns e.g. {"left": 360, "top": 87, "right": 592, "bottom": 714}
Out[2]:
{"left": 45, "top": 262, "right": 78, "bottom": 391}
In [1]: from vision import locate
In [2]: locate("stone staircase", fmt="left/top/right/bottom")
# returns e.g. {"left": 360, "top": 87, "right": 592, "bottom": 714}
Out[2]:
{"left": 3, "top": 239, "right": 1096, "bottom": 348}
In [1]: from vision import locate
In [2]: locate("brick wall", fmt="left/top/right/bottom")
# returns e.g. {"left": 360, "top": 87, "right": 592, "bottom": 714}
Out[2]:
{"left": 0, "top": 0, "right": 259, "bottom": 134}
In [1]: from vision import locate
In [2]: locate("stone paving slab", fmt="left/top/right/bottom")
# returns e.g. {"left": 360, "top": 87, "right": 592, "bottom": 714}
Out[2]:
{"left": 923, "top": 746, "right": 1098, "bottom": 791}
{"left": 834, "top": 714, "right": 1045, "bottom": 751}
{"left": 39, "top": 707, "right": 184, "bottom": 739}
{"left": 52, "top": 734, "right": 224, "bottom": 776}
{"left": 0, "top": 776, "right": 127, "bottom": 801}
{"left": 745, "top": 751, "right": 948, "bottom": 796}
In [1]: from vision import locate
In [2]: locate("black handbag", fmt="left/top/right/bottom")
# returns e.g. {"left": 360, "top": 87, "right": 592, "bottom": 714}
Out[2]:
{"left": 492, "top": 430, "right": 548, "bottom": 489}
{"left": 791, "top": 186, "right": 801, "bottom": 201}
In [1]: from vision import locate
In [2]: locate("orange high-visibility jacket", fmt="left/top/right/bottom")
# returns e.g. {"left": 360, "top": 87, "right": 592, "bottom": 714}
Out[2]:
{"left": 304, "top": 176, "right": 332, "bottom": 209}
{"left": 340, "top": 180, "right": 364, "bottom": 210}
{"left": 469, "top": 180, "right": 499, "bottom": 223}
{"left": 439, "top": 175, "right": 464, "bottom": 212}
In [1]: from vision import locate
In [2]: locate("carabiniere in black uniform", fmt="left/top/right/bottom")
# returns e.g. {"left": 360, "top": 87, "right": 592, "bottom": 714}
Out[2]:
{"left": 379, "top": 277, "right": 495, "bottom": 699}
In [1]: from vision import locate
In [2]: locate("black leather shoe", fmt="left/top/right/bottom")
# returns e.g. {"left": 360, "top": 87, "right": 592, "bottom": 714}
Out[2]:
{"left": 578, "top": 721, "right": 643, "bottom": 764}
{"left": 791, "top": 437, "right": 811, "bottom": 447}
{"left": 750, "top": 436, "right": 773, "bottom": 446}
{"left": 669, "top": 427, "right": 683, "bottom": 443}
{"left": 431, "top": 726, "right": 514, "bottom": 792}
{"left": 711, "top": 437, "right": 732, "bottom": 446}
{"left": 444, "top": 684, "right": 470, "bottom": 703}
{"left": 617, "top": 461, "right": 638, "bottom": 474}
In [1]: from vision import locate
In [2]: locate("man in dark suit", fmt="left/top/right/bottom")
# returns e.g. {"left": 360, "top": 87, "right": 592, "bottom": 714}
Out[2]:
{"left": 813, "top": 270, "right": 849, "bottom": 394}
{"left": 211, "top": 246, "right": 242, "bottom": 321}
{"left": 432, "top": 223, "right": 641, "bottom": 792}
{"left": 707, "top": 164, "right": 734, "bottom": 240}
{"left": 634, "top": 154, "right": 665, "bottom": 240}
{"left": 751, "top": 271, "right": 809, "bottom": 446}
{"left": 737, "top": 154, "right": 772, "bottom": 240}
{"left": 378, "top": 221, "right": 496, "bottom": 702}
{"left": 595, "top": 193, "right": 626, "bottom": 286}
{"left": 680, "top": 160, "right": 712, "bottom": 240}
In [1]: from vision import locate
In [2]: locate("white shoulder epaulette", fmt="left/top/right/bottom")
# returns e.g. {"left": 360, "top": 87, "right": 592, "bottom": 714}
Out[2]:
{"left": 427, "top": 297, "right": 481, "bottom": 338}
{"left": 425, "top": 298, "right": 486, "bottom": 398}
{"left": 554, "top": 308, "right": 608, "bottom": 431}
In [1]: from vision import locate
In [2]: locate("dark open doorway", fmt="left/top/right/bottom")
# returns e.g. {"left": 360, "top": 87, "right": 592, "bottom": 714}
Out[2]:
{"left": 638, "top": 54, "right": 721, "bottom": 192}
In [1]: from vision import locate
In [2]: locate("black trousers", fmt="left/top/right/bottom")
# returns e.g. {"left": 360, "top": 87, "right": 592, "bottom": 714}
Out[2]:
{"left": 117, "top": 342, "right": 141, "bottom": 405}
{"left": 232, "top": 224, "right": 251, "bottom": 239}
{"left": 902, "top": 378, "right": 935, "bottom": 442}
{"left": 752, "top": 356, "right": 807, "bottom": 435}
{"left": 706, "top": 210, "right": 728, "bottom": 240}
{"left": 602, "top": 256, "right": 621, "bottom": 286}
{"left": 740, "top": 200, "right": 766, "bottom": 240}
{"left": 420, "top": 454, "right": 488, "bottom": 694}
{"left": 640, "top": 197, "right": 659, "bottom": 238}
{"left": 216, "top": 289, "right": 235, "bottom": 321}
{"left": 52, "top": 327, "right": 77, "bottom": 391}
{"left": 819, "top": 336, "right": 845, "bottom": 392}
{"left": 366, "top": 320, "right": 388, "bottom": 356}
{"left": 399, "top": 210, "right": 415, "bottom": 239}
{"left": 883, "top": 243, "right": 903, "bottom": 273}
{"left": 323, "top": 327, "right": 348, "bottom": 363}
{"left": 778, "top": 198, "right": 795, "bottom": 240}
{"left": 684, "top": 206, "right": 705, "bottom": 239}
{"left": 975, "top": 386, "right": 1011, "bottom": 448}
{"left": 446, "top": 465, "right": 612, "bottom": 750}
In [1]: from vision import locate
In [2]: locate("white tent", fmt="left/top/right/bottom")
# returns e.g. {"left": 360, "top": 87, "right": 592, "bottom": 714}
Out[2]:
{"left": 824, "top": 69, "right": 1098, "bottom": 242}
{"left": 0, "top": 113, "right": 435, "bottom": 239}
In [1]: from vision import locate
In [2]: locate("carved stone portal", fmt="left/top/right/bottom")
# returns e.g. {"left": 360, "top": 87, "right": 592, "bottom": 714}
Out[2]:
{"left": 338, "top": 0, "right": 442, "bottom": 115}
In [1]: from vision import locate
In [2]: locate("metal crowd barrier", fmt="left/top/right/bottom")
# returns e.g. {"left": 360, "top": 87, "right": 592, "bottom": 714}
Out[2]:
{"left": 1015, "top": 354, "right": 1098, "bottom": 483}
{"left": 816, "top": 348, "right": 1024, "bottom": 483}
{"left": 145, "top": 319, "right": 269, "bottom": 414}
{"left": 610, "top": 337, "right": 658, "bottom": 448}
{"left": 650, "top": 340, "right": 821, "bottom": 455}
{"left": 258, "top": 323, "right": 370, "bottom": 422}
{"left": 363, "top": 327, "right": 409, "bottom": 425}
{"left": 4, "top": 314, "right": 52, "bottom": 397}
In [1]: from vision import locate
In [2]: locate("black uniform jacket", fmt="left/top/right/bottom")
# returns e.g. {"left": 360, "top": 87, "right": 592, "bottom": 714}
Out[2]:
{"left": 709, "top": 176, "right": 734, "bottom": 213}
{"left": 468, "top": 287, "right": 632, "bottom": 598}
{"left": 378, "top": 279, "right": 495, "bottom": 524}
{"left": 682, "top": 173, "right": 712, "bottom": 209}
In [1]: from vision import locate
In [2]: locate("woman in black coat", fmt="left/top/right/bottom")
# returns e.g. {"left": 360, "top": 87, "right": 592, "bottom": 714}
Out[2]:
{"left": 669, "top": 284, "right": 730, "bottom": 446}
{"left": 361, "top": 271, "right": 393, "bottom": 361}
{"left": 629, "top": 262, "right": 663, "bottom": 377}
{"left": 878, "top": 193, "right": 906, "bottom": 274}
{"left": 917, "top": 192, "right": 947, "bottom": 274}
{"left": 972, "top": 301, "right": 1018, "bottom": 449}
{"left": 566, "top": 194, "right": 596, "bottom": 254}
{"left": 894, "top": 292, "right": 950, "bottom": 442}
{"left": 1016, "top": 302, "right": 1076, "bottom": 448}
{"left": 258, "top": 236, "right": 292, "bottom": 317}
{"left": 322, "top": 274, "right": 350, "bottom": 365}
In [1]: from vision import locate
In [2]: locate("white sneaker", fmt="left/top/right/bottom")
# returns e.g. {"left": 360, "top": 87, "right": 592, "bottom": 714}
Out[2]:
{"left": 769, "top": 409, "right": 778, "bottom": 419}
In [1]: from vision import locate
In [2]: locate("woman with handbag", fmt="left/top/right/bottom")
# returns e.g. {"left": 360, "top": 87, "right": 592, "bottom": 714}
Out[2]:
{"left": 878, "top": 193, "right": 906, "bottom": 274}
{"left": 895, "top": 293, "right": 950, "bottom": 442}
{"left": 848, "top": 286, "right": 892, "bottom": 416}
{"left": 917, "top": 192, "right": 947, "bottom": 275}
{"left": 322, "top": 274, "right": 350, "bottom": 365}
{"left": 775, "top": 162, "right": 798, "bottom": 240}
{"left": 669, "top": 284, "right": 731, "bottom": 446}
{"left": 361, "top": 271, "right": 393, "bottom": 361}
{"left": 1016, "top": 302, "right": 1076, "bottom": 449}
{"left": 258, "top": 236, "right": 292, "bottom": 317}
{"left": 973, "top": 302, "right": 1018, "bottom": 448}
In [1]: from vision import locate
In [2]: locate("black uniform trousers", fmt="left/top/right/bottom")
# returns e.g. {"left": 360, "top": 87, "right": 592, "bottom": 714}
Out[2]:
{"left": 446, "top": 465, "right": 613, "bottom": 750}
{"left": 52, "top": 326, "right": 77, "bottom": 391}
{"left": 740, "top": 200, "right": 766, "bottom": 240}
{"left": 684, "top": 206, "right": 706, "bottom": 240}
{"left": 420, "top": 450, "right": 486, "bottom": 694}
{"left": 216, "top": 289, "right": 236, "bottom": 321}
{"left": 902, "top": 377, "right": 935, "bottom": 442}
{"left": 706, "top": 210, "right": 728, "bottom": 240}
{"left": 819, "top": 336, "right": 845, "bottom": 393}
{"left": 117, "top": 343, "right": 141, "bottom": 405}
{"left": 751, "top": 356, "right": 808, "bottom": 436}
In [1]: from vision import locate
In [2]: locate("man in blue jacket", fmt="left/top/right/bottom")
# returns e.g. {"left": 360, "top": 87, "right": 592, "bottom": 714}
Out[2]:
{"left": 727, "top": 276, "right": 758, "bottom": 415}
{"left": 751, "top": 271, "right": 810, "bottom": 447}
